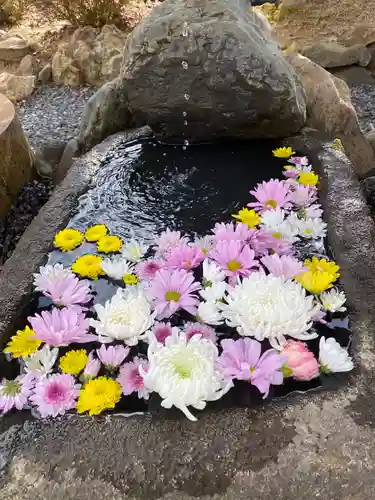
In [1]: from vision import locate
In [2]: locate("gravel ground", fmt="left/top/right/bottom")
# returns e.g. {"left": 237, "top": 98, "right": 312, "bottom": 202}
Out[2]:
{"left": 350, "top": 84, "right": 375, "bottom": 133}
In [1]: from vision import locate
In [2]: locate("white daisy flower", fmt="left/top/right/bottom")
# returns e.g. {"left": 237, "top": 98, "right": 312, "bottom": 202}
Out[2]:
{"left": 193, "top": 235, "right": 214, "bottom": 255}
{"left": 319, "top": 288, "right": 347, "bottom": 313}
{"left": 200, "top": 281, "right": 227, "bottom": 302}
{"left": 296, "top": 217, "right": 327, "bottom": 239}
{"left": 197, "top": 301, "right": 224, "bottom": 325}
{"left": 23, "top": 345, "right": 59, "bottom": 376}
{"left": 202, "top": 259, "right": 226, "bottom": 287}
{"left": 319, "top": 337, "right": 353, "bottom": 373}
{"left": 261, "top": 208, "right": 298, "bottom": 243}
{"left": 121, "top": 238, "right": 148, "bottom": 262}
{"left": 100, "top": 257, "right": 134, "bottom": 280}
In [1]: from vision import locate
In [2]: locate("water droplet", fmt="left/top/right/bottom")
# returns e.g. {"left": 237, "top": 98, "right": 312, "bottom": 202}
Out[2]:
{"left": 184, "top": 94, "right": 190, "bottom": 101}
{"left": 184, "top": 139, "right": 189, "bottom": 146}
{"left": 184, "top": 120, "right": 188, "bottom": 126}
{"left": 182, "top": 22, "right": 188, "bottom": 37}
{"left": 182, "top": 111, "right": 187, "bottom": 117}
{"left": 182, "top": 145, "right": 187, "bottom": 150}
{"left": 182, "top": 61, "right": 188, "bottom": 70}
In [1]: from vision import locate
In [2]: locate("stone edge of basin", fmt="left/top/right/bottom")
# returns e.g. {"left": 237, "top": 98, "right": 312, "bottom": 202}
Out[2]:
{"left": 0, "top": 128, "right": 373, "bottom": 404}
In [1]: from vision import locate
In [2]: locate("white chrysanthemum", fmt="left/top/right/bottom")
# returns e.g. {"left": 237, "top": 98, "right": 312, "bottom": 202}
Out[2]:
{"left": 23, "top": 345, "right": 59, "bottom": 376}
{"left": 121, "top": 238, "right": 148, "bottom": 262}
{"left": 221, "top": 271, "right": 319, "bottom": 347}
{"left": 193, "top": 235, "right": 214, "bottom": 255}
{"left": 197, "top": 301, "right": 224, "bottom": 325}
{"left": 101, "top": 257, "right": 134, "bottom": 280}
{"left": 33, "top": 263, "right": 72, "bottom": 291}
{"left": 295, "top": 216, "right": 327, "bottom": 239}
{"left": 141, "top": 332, "right": 232, "bottom": 420}
{"left": 261, "top": 208, "right": 298, "bottom": 243}
{"left": 319, "top": 288, "right": 347, "bottom": 313}
{"left": 202, "top": 259, "right": 226, "bottom": 286}
{"left": 319, "top": 337, "right": 353, "bottom": 373}
{"left": 200, "top": 281, "right": 227, "bottom": 302}
{"left": 90, "top": 287, "right": 155, "bottom": 345}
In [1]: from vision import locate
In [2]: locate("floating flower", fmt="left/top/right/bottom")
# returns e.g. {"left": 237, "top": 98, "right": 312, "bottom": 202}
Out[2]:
{"left": 96, "top": 345, "right": 130, "bottom": 369}
{"left": 137, "top": 259, "right": 164, "bottom": 280}
{"left": 261, "top": 254, "right": 306, "bottom": 279}
{"left": 59, "top": 350, "right": 88, "bottom": 375}
{"left": 212, "top": 222, "right": 254, "bottom": 242}
{"left": 23, "top": 345, "right": 59, "bottom": 376}
{"left": 121, "top": 238, "right": 148, "bottom": 262}
{"left": 29, "top": 307, "right": 94, "bottom": 347}
{"left": 4, "top": 326, "right": 42, "bottom": 358}
{"left": 53, "top": 228, "right": 84, "bottom": 252}
{"left": 272, "top": 146, "right": 295, "bottom": 158}
{"left": 218, "top": 338, "right": 286, "bottom": 398}
{"left": 72, "top": 254, "right": 105, "bottom": 280}
{"left": 154, "top": 229, "right": 189, "bottom": 256}
{"left": 298, "top": 171, "right": 319, "bottom": 186}
{"left": 280, "top": 340, "right": 320, "bottom": 381}
{"left": 248, "top": 179, "right": 292, "bottom": 212}
{"left": 85, "top": 224, "right": 108, "bottom": 242}
{"left": 149, "top": 322, "right": 179, "bottom": 344}
{"left": 232, "top": 208, "right": 261, "bottom": 228}
{"left": 40, "top": 273, "right": 92, "bottom": 307}
{"left": 196, "top": 301, "right": 224, "bottom": 325}
{"left": 210, "top": 241, "right": 259, "bottom": 284}
{"left": 150, "top": 269, "right": 201, "bottom": 319}
{"left": 81, "top": 352, "right": 101, "bottom": 382}
{"left": 184, "top": 322, "right": 217, "bottom": 343}
{"left": 165, "top": 245, "right": 204, "bottom": 271}
{"left": 319, "top": 288, "right": 347, "bottom": 312}
{"left": 101, "top": 257, "right": 134, "bottom": 280}
{"left": 261, "top": 208, "right": 298, "bottom": 243}
{"left": 200, "top": 281, "right": 227, "bottom": 302}
{"left": 33, "top": 263, "right": 72, "bottom": 292}
{"left": 90, "top": 287, "right": 154, "bottom": 345}
{"left": 304, "top": 257, "right": 340, "bottom": 279}
{"left": 290, "top": 184, "right": 317, "bottom": 207}
{"left": 97, "top": 235, "right": 123, "bottom": 253}
{"left": 222, "top": 272, "right": 319, "bottom": 347}
{"left": 193, "top": 235, "right": 214, "bottom": 255}
{"left": 0, "top": 375, "right": 34, "bottom": 414}
{"left": 283, "top": 165, "right": 300, "bottom": 179}
{"left": 305, "top": 204, "right": 323, "bottom": 219}
{"left": 202, "top": 259, "right": 226, "bottom": 287}
{"left": 141, "top": 331, "right": 231, "bottom": 421}
{"left": 289, "top": 156, "right": 309, "bottom": 166}
{"left": 117, "top": 357, "right": 150, "bottom": 399}
{"left": 30, "top": 373, "right": 81, "bottom": 417}
{"left": 319, "top": 337, "right": 353, "bottom": 374}
{"left": 295, "top": 216, "right": 327, "bottom": 239}
{"left": 250, "top": 229, "right": 292, "bottom": 257}
{"left": 296, "top": 270, "right": 336, "bottom": 295}
{"left": 123, "top": 273, "right": 140, "bottom": 285}
{"left": 76, "top": 376, "right": 122, "bottom": 416}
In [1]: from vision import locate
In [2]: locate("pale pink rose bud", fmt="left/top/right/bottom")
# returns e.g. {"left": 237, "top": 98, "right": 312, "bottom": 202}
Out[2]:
{"left": 81, "top": 352, "right": 101, "bottom": 381}
{"left": 281, "top": 340, "right": 320, "bottom": 381}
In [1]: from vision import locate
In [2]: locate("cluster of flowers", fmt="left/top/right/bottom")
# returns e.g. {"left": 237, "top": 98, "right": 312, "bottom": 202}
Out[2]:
{"left": 1, "top": 147, "right": 353, "bottom": 421}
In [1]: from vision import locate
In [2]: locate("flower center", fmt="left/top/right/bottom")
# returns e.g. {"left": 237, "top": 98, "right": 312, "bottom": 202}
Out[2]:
{"left": 46, "top": 382, "right": 65, "bottom": 403}
{"left": 249, "top": 366, "right": 255, "bottom": 373}
{"left": 227, "top": 260, "right": 242, "bottom": 272}
{"left": 2, "top": 380, "right": 21, "bottom": 396}
{"left": 265, "top": 199, "right": 277, "bottom": 208}
{"left": 184, "top": 259, "right": 191, "bottom": 268}
{"left": 172, "top": 357, "right": 192, "bottom": 378}
{"left": 304, "top": 229, "right": 313, "bottom": 235}
{"left": 111, "top": 311, "right": 129, "bottom": 324}
{"left": 165, "top": 291, "right": 181, "bottom": 302}
{"left": 272, "top": 232, "right": 282, "bottom": 239}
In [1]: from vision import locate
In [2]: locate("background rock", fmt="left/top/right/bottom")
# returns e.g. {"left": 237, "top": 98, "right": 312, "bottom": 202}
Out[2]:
{"left": 0, "top": 36, "right": 30, "bottom": 62}
{"left": 17, "top": 54, "right": 36, "bottom": 77}
{"left": 301, "top": 42, "right": 371, "bottom": 69}
{"left": 38, "top": 63, "right": 52, "bottom": 83}
{"left": 0, "top": 73, "right": 35, "bottom": 101}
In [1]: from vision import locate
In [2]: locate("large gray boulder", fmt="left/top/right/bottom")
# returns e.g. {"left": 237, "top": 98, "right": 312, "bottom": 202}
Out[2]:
{"left": 79, "top": 0, "right": 306, "bottom": 147}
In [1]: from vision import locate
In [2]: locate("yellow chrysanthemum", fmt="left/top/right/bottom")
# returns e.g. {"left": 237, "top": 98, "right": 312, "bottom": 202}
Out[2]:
{"left": 232, "top": 208, "right": 261, "bottom": 228}
{"left": 295, "top": 270, "right": 336, "bottom": 295}
{"left": 304, "top": 257, "right": 340, "bottom": 280}
{"left": 85, "top": 224, "right": 108, "bottom": 242}
{"left": 4, "top": 326, "right": 42, "bottom": 358}
{"left": 298, "top": 172, "right": 319, "bottom": 186}
{"left": 123, "top": 273, "right": 140, "bottom": 285}
{"left": 272, "top": 146, "right": 295, "bottom": 158}
{"left": 53, "top": 228, "right": 84, "bottom": 252}
{"left": 97, "top": 235, "right": 123, "bottom": 254}
{"left": 76, "top": 377, "right": 122, "bottom": 416}
{"left": 59, "top": 349, "right": 88, "bottom": 375}
{"left": 72, "top": 254, "right": 105, "bottom": 280}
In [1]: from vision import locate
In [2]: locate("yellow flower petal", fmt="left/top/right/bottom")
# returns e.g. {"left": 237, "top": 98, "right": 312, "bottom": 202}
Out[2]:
{"left": 59, "top": 350, "right": 88, "bottom": 375}
{"left": 72, "top": 254, "right": 104, "bottom": 280}
{"left": 295, "top": 270, "right": 336, "bottom": 294}
{"left": 272, "top": 146, "right": 295, "bottom": 158}
{"left": 53, "top": 228, "right": 84, "bottom": 252}
{"left": 85, "top": 225, "right": 108, "bottom": 242}
{"left": 298, "top": 172, "right": 319, "bottom": 186}
{"left": 97, "top": 235, "right": 123, "bottom": 254}
{"left": 232, "top": 208, "right": 261, "bottom": 228}
{"left": 76, "top": 377, "right": 122, "bottom": 416}
{"left": 4, "top": 326, "right": 42, "bottom": 358}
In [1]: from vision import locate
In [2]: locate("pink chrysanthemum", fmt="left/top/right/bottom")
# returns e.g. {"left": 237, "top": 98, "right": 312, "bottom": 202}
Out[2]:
{"left": 290, "top": 184, "right": 317, "bottom": 207}
{"left": 117, "top": 357, "right": 149, "bottom": 399}
{"left": 261, "top": 254, "right": 306, "bottom": 279}
{"left": 150, "top": 321, "right": 174, "bottom": 344}
{"left": 218, "top": 338, "right": 286, "bottom": 398}
{"left": 212, "top": 222, "right": 254, "bottom": 243}
{"left": 96, "top": 345, "right": 130, "bottom": 369}
{"left": 184, "top": 322, "right": 217, "bottom": 343}
{"left": 248, "top": 179, "right": 292, "bottom": 212}
{"left": 29, "top": 307, "right": 95, "bottom": 347}
{"left": 137, "top": 259, "right": 164, "bottom": 280}
{"left": 41, "top": 274, "right": 92, "bottom": 307}
{"left": 150, "top": 269, "right": 201, "bottom": 319}
{"left": 209, "top": 241, "right": 259, "bottom": 284}
{"left": 30, "top": 373, "right": 81, "bottom": 417}
{"left": 289, "top": 156, "right": 309, "bottom": 166}
{"left": 0, "top": 374, "right": 34, "bottom": 414}
{"left": 154, "top": 229, "right": 189, "bottom": 257}
{"left": 250, "top": 229, "right": 292, "bottom": 257}
{"left": 164, "top": 245, "right": 204, "bottom": 271}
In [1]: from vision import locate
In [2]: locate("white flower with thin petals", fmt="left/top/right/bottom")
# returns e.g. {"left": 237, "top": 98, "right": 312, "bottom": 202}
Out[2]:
{"left": 193, "top": 235, "right": 214, "bottom": 255}
{"left": 23, "top": 345, "right": 59, "bottom": 376}
{"left": 295, "top": 217, "right": 327, "bottom": 239}
{"left": 305, "top": 204, "right": 323, "bottom": 219}
{"left": 261, "top": 208, "right": 298, "bottom": 243}
{"left": 319, "top": 337, "right": 353, "bottom": 373}
{"left": 200, "top": 281, "right": 227, "bottom": 302}
{"left": 197, "top": 301, "right": 224, "bottom": 325}
{"left": 221, "top": 271, "right": 319, "bottom": 347}
{"left": 319, "top": 289, "right": 347, "bottom": 313}
{"left": 33, "top": 264, "right": 72, "bottom": 291}
{"left": 90, "top": 287, "right": 155, "bottom": 345}
{"left": 121, "top": 239, "right": 148, "bottom": 262}
{"left": 101, "top": 257, "right": 134, "bottom": 280}
{"left": 202, "top": 259, "right": 226, "bottom": 287}
{"left": 140, "top": 331, "right": 232, "bottom": 420}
